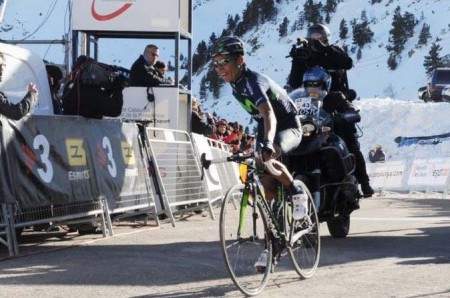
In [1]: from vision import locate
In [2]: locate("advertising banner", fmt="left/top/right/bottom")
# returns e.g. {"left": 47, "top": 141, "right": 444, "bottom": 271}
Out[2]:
{"left": 85, "top": 120, "right": 151, "bottom": 210}
{"left": 0, "top": 116, "right": 152, "bottom": 209}
{"left": 408, "top": 158, "right": 450, "bottom": 187}
{"left": 118, "top": 87, "right": 178, "bottom": 129}
{"left": 191, "top": 133, "right": 222, "bottom": 192}
{"left": 367, "top": 161, "right": 405, "bottom": 190}
{"left": 72, "top": 0, "right": 187, "bottom": 33}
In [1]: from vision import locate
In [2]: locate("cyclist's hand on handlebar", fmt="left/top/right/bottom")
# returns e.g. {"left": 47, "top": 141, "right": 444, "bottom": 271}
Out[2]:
{"left": 260, "top": 140, "right": 275, "bottom": 162}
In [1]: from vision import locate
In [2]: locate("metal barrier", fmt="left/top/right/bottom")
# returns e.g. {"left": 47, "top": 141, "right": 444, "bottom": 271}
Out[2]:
{"left": 190, "top": 134, "right": 242, "bottom": 205}
{"left": 106, "top": 134, "right": 159, "bottom": 225}
{"left": 0, "top": 198, "right": 113, "bottom": 256}
{"left": 205, "top": 138, "right": 240, "bottom": 195}
{"left": 144, "top": 128, "right": 214, "bottom": 226}
{"left": 0, "top": 116, "right": 162, "bottom": 256}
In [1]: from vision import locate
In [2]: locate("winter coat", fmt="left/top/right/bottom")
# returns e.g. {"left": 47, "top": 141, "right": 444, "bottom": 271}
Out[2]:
{"left": 369, "top": 149, "right": 386, "bottom": 163}
{"left": 288, "top": 44, "right": 353, "bottom": 92}
{"left": 0, "top": 90, "right": 37, "bottom": 120}
{"left": 129, "top": 55, "right": 172, "bottom": 87}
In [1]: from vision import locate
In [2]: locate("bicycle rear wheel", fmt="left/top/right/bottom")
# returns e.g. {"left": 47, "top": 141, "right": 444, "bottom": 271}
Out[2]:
{"left": 220, "top": 184, "right": 272, "bottom": 296}
{"left": 285, "top": 180, "right": 320, "bottom": 279}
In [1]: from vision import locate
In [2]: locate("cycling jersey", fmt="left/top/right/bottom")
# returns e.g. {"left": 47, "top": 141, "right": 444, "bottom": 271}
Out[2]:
{"left": 230, "top": 66, "right": 302, "bottom": 154}
{"left": 230, "top": 66, "right": 299, "bottom": 130}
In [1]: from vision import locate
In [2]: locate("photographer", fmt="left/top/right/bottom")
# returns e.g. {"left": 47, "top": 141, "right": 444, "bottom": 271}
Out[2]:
{"left": 288, "top": 24, "right": 373, "bottom": 197}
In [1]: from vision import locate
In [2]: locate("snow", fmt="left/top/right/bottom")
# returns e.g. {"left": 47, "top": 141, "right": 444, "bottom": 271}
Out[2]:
{"left": 1, "top": 0, "right": 450, "bottom": 164}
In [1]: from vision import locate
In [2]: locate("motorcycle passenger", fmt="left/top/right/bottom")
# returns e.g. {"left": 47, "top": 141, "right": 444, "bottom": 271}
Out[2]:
{"left": 288, "top": 24, "right": 374, "bottom": 197}
{"left": 212, "top": 36, "right": 304, "bottom": 271}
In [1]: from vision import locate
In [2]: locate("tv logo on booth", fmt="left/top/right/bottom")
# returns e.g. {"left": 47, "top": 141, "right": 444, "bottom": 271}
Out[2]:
{"left": 121, "top": 141, "right": 136, "bottom": 165}
{"left": 91, "top": 0, "right": 133, "bottom": 21}
{"left": 65, "top": 139, "right": 87, "bottom": 166}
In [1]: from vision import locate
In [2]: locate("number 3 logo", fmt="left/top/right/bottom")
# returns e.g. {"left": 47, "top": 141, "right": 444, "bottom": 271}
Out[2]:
{"left": 33, "top": 134, "right": 53, "bottom": 183}
{"left": 103, "top": 136, "right": 117, "bottom": 178}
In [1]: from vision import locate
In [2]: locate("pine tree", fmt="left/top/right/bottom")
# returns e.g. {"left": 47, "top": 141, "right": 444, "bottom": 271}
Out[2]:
{"left": 323, "top": 0, "right": 338, "bottom": 15}
{"left": 278, "top": 17, "right": 289, "bottom": 38}
{"left": 199, "top": 75, "right": 208, "bottom": 99}
{"left": 417, "top": 23, "right": 431, "bottom": 47}
{"left": 356, "top": 48, "right": 362, "bottom": 60}
{"left": 339, "top": 19, "right": 348, "bottom": 39}
{"left": 259, "top": 0, "right": 277, "bottom": 22}
{"left": 192, "top": 40, "right": 208, "bottom": 73}
{"left": 303, "top": 0, "right": 323, "bottom": 25}
{"left": 387, "top": 53, "right": 398, "bottom": 70}
{"left": 423, "top": 41, "right": 444, "bottom": 76}
{"left": 325, "top": 12, "right": 331, "bottom": 24}
{"left": 352, "top": 21, "right": 374, "bottom": 48}
{"left": 206, "top": 68, "right": 223, "bottom": 99}
{"left": 388, "top": 6, "right": 417, "bottom": 55}
{"left": 208, "top": 32, "right": 218, "bottom": 54}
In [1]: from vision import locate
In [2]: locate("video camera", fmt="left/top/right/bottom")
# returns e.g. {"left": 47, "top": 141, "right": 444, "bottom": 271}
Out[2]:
{"left": 286, "top": 37, "right": 314, "bottom": 59}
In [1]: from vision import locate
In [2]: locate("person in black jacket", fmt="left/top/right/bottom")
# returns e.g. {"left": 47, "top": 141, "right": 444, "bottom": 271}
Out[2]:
{"left": 191, "top": 97, "right": 214, "bottom": 136}
{"left": 129, "top": 44, "right": 174, "bottom": 87}
{"left": 369, "top": 145, "right": 386, "bottom": 163}
{"left": 0, "top": 52, "right": 38, "bottom": 120}
{"left": 288, "top": 24, "right": 374, "bottom": 197}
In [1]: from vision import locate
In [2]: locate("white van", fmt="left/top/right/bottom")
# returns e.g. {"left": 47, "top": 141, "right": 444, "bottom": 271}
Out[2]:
{"left": 0, "top": 42, "right": 54, "bottom": 115}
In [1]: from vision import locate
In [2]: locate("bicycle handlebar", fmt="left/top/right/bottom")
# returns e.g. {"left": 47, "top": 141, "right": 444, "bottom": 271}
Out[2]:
{"left": 200, "top": 152, "right": 282, "bottom": 177}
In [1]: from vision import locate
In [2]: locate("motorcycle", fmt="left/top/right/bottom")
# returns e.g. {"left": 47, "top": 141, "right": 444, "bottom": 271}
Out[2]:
{"left": 287, "top": 88, "right": 361, "bottom": 238}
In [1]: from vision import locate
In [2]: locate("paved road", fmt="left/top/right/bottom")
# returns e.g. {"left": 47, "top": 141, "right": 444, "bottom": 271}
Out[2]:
{"left": 1, "top": 195, "right": 450, "bottom": 297}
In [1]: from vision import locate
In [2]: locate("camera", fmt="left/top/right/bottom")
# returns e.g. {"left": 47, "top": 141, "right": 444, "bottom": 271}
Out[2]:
{"left": 286, "top": 38, "right": 313, "bottom": 59}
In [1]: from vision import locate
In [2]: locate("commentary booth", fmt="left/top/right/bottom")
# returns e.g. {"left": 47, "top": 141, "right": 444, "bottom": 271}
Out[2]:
{"left": 71, "top": 0, "right": 193, "bottom": 130}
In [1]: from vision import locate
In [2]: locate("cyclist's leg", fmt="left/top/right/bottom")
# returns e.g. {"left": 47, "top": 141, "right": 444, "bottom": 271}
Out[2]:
{"left": 273, "top": 127, "right": 304, "bottom": 192}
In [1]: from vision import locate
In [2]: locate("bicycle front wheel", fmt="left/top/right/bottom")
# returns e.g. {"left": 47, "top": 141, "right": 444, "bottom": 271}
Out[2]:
{"left": 285, "top": 180, "right": 320, "bottom": 279}
{"left": 220, "top": 183, "right": 272, "bottom": 296}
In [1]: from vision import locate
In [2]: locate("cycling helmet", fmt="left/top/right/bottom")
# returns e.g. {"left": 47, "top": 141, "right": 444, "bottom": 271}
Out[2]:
{"left": 303, "top": 66, "right": 332, "bottom": 91}
{"left": 306, "top": 24, "right": 331, "bottom": 42}
{"left": 213, "top": 36, "right": 245, "bottom": 57}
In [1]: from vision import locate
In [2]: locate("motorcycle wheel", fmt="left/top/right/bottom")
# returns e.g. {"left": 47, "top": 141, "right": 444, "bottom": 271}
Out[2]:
{"left": 326, "top": 215, "right": 350, "bottom": 238}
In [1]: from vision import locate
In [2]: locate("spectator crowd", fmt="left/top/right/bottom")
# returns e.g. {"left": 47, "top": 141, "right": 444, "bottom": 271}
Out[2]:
{"left": 191, "top": 97, "right": 254, "bottom": 154}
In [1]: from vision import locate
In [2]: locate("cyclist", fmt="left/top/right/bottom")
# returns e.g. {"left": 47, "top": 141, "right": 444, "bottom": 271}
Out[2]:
{"left": 212, "top": 36, "right": 305, "bottom": 270}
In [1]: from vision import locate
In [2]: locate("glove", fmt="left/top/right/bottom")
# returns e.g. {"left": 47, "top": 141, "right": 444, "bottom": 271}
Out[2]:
{"left": 260, "top": 140, "right": 275, "bottom": 160}
{"left": 310, "top": 38, "right": 326, "bottom": 53}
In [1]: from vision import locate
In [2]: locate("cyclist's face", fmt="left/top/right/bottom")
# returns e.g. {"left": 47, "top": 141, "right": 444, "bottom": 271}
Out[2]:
{"left": 214, "top": 54, "right": 240, "bottom": 83}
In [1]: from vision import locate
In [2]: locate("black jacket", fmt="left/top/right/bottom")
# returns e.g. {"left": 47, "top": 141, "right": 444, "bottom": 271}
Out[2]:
{"left": 369, "top": 149, "right": 386, "bottom": 163}
{"left": 129, "top": 55, "right": 172, "bottom": 87}
{"left": 191, "top": 111, "right": 214, "bottom": 136}
{"left": 0, "top": 90, "right": 37, "bottom": 120}
{"left": 288, "top": 45, "right": 353, "bottom": 92}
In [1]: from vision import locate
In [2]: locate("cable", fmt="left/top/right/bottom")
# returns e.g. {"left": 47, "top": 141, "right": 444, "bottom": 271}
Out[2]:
{"left": 18, "top": 0, "right": 58, "bottom": 41}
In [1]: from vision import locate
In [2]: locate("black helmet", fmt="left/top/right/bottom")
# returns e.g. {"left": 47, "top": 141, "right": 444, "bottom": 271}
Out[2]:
{"left": 213, "top": 36, "right": 245, "bottom": 57}
{"left": 306, "top": 24, "right": 331, "bottom": 42}
{"left": 303, "top": 66, "right": 332, "bottom": 91}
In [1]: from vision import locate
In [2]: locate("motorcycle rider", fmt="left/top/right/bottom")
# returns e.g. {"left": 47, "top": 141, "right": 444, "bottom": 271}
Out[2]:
{"left": 288, "top": 23, "right": 374, "bottom": 197}
{"left": 212, "top": 35, "right": 304, "bottom": 271}
{"left": 299, "top": 66, "right": 361, "bottom": 211}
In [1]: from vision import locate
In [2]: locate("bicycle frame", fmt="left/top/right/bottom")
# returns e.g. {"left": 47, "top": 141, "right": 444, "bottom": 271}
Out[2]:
{"left": 237, "top": 160, "right": 286, "bottom": 249}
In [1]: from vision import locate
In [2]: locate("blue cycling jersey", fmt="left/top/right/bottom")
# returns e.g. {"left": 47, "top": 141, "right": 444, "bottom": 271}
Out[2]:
{"left": 230, "top": 66, "right": 299, "bottom": 129}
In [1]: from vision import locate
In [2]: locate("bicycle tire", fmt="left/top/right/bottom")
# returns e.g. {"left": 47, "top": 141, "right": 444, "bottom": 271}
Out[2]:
{"left": 285, "top": 180, "right": 320, "bottom": 279}
{"left": 219, "top": 183, "right": 272, "bottom": 296}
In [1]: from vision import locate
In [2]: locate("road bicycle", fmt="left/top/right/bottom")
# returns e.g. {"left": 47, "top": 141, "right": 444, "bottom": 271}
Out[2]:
{"left": 201, "top": 152, "right": 320, "bottom": 296}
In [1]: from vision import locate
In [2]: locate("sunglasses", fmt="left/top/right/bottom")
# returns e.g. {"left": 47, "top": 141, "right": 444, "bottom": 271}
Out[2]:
{"left": 213, "top": 58, "right": 232, "bottom": 67}
{"left": 304, "top": 81, "right": 323, "bottom": 88}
